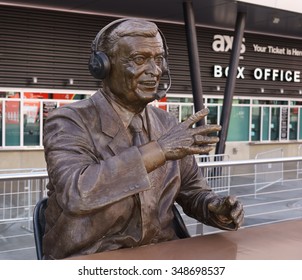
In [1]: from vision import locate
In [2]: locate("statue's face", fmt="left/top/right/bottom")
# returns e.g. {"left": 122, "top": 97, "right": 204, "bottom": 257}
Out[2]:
{"left": 106, "top": 33, "right": 165, "bottom": 111}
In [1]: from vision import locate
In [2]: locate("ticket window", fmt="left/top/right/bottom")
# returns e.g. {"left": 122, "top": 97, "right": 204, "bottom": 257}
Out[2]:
{"left": 300, "top": 108, "right": 302, "bottom": 140}
{"left": 180, "top": 104, "right": 194, "bottom": 122}
{"left": 207, "top": 106, "right": 218, "bottom": 125}
{"left": 261, "top": 107, "right": 270, "bottom": 141}
{"left": 207, "top": 105, "right": 219, "bottom": 137}
{"left": 5, "top": 100, "right": 20, "bottom": 146}
{"left": 0, "top": 101, "right": 2, "bottom": 146}
{"left": 23, "top": 100, "right": 40, "bottom": 146}
{"left": 251, "top": 107, "right": 261, "bottom": 141}
{"left": 227, "top": 106, "right": 250, "bottom": 141}
{"left": 289, "top": 108, "right": 298, "bottom": 140}
{"left": 270, "top": 107, "right": 280, "bottom": 140}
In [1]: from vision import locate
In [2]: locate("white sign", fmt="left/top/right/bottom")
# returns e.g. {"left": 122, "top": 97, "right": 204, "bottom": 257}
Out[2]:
{"left": 212, "top": 34, "right": 302, "bottom": 83}
{"left": 214, "top": 65, "right": 245, "bottom": 79}
{"left": 253, "top": 68, "right": 300, "bottom": 82}
{"left": 253, "top": 44, "right": 302, "bottom": 57}
{"left": 213, "top": 65, "right": 301, "bottom": 82}
{"left": 212, "top": 35, "right": 246, "bottom": 59}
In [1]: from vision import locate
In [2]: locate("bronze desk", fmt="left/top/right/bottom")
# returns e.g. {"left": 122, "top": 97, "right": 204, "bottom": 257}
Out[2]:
{"left": 68, "top": 219, "right": 302, "bottom": 260}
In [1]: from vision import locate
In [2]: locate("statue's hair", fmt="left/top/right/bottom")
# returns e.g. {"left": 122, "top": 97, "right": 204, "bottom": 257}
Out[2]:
{"left": 98, "top": 19, "right": 161, "bottom": 56}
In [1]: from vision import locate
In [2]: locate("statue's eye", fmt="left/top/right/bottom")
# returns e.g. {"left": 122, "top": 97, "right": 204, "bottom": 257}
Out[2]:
{"left": 154, "top": 56, "right": 164, "bottom": 66}
{"left": 132, "top": 55, "right": 146, "bottom": 65}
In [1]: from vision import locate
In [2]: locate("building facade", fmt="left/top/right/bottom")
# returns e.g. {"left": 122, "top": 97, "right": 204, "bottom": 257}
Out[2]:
{"left": 1, "top": 5, "right": 302, "bottom": 168}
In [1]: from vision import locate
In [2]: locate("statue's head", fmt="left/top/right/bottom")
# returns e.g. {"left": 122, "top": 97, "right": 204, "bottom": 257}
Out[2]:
{"left": 89, "top": 18, "right": 169, "bottom": 112}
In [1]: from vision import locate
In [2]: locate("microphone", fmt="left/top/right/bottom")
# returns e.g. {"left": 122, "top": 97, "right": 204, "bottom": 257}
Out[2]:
{"left": 155, "top": 70, "right": 171, "bottom": 100}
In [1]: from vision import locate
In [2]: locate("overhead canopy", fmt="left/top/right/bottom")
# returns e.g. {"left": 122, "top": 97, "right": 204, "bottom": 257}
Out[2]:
{"left": 0, "top": 0, "right": 301, "bottom": 38}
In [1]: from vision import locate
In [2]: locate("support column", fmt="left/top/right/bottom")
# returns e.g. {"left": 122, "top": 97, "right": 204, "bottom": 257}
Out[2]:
{"left": 215, "top": 12, "right": 246, "bottom": 155}
{"left": 183, "top": 0, "right": 204, "bottom": 126}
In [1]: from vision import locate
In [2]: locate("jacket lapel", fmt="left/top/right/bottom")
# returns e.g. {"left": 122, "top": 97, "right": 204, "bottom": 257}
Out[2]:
{"left": 91, "top": 91, "right": 132, "bottom": 156}
{"left": 90, "top": 93, "right": 168, "bottom": 157}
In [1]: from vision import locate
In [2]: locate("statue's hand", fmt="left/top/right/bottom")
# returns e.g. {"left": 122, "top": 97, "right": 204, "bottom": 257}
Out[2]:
{"left": 208, "top": 195, "right": 244, "bottom": 230}
{"left": 157, "top": 108, "right": 221, "bottom": 161}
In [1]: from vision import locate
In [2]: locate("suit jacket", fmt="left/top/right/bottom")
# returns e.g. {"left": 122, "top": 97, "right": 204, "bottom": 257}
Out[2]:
{"left": 43, "top": 90, "right": 217, "bottom": 259}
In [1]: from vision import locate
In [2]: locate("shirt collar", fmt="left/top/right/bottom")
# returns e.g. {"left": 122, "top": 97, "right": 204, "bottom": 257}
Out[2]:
{"left": 105, "top": 94, "right": 147, "bottom": 130}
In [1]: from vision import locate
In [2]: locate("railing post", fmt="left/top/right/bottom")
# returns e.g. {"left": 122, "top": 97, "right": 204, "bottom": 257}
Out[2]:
{"left": 39, "top": 178, "right": 44, "bottom": 200}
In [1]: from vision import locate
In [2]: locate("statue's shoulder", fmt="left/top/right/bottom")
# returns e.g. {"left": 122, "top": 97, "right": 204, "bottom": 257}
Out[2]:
{"left": 46, "top": 93, "right": 99, "bottom": 123}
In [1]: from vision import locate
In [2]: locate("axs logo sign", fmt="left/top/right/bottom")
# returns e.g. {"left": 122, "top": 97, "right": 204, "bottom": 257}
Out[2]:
{"left": 212, "top": 35, "right": 246, "bottom": 59}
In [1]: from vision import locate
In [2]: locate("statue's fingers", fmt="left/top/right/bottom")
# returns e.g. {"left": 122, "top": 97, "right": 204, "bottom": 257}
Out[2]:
{"left": 188, "top": 145, "right": 215, "bottom": 156}
{"left": 230, "top": 201, "right": 244, "bottom": 220}
{"left": 182, "top": 108, "right": 209, "bottom": 128}
{"left": 208, "top": 197, "right": 221, "bottom": 213}
{"left": 225, "top": 195, "right": 237, "bottom": 207}
{"left": 194, "top": 135, "right": 219, "bottom": 145}
{"left": 191, "top": 124, "right": 221, "bottom": 135}
{"left": 232, "top": 209, "right": 244, "bottom": 229}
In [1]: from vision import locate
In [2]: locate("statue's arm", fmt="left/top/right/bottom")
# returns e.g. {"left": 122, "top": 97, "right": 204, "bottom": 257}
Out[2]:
{"left": 176, "top": 156, "right": 244, "bottom": 231}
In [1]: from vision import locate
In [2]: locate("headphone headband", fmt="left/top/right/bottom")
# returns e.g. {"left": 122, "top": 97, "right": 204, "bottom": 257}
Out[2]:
{"left": 91, "top": 18, "right": 130, "bottom": 53}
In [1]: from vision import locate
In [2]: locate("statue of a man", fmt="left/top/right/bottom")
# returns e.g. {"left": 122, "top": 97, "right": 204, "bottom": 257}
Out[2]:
{"left": 43, "top": 18, "right": 244, "bottom": 259}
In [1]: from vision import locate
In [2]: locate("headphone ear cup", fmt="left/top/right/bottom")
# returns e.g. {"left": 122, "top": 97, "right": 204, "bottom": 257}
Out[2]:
{"left": 89, "top": 51, "right": 111, "bottom": 79}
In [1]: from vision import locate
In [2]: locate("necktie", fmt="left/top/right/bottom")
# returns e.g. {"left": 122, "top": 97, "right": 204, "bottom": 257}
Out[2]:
{"left": 129, "top": 114, "right": 145, "bottom": 146}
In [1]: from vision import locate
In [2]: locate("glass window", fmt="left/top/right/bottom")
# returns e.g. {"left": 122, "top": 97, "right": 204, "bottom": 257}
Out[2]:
{"left": 207, "top": 98, "right": 223, "bottom": 104}
{"left": 233, "top": 99, "right": 250, "bottom": 104}
{"left": 0, "top": 101, "right": 2, "bottom": 146}
{"left": 262, "top": 107, "right": 269, "bottom": 141}
{"left": 207, "top": 106, "right": 218, "bottom": 125}
{"left": 51, "top": 93, "right": 84, "bottom": 100}
{"left": 280, "top": 107, "right": 289, "bottom": 140}
{"left": 299, "top": 108, "right": 302, "bottom": 140}
{"left": 271, "top": 107, "right": 280, "bottom": 140}
{"left": 23, "top": 100, "right": 40, "bottom": 146}
{"left": 253, "top": 99, "right": 288, "bottom": 105}
{"left": 5, "top": 100, "right": 20, "bottom": 146}
{"left": 168, "top": 104, "right": 180, "bottom": 121}
{"left": 289, "top": 108, "right": 298, "bottom": 140}
{"left": 275, "top": 100, "right": 288, "bottom": 105}
{"left": 0, "top": 90, "right": 91, "bottom": 148}
{"left": 167, "top": 97, "right": 193, "bottom": 103}
{"left": 251, "top": 107, "right": 261, "bottom": 141}
{"left": 24, "top": 92, "right": 87, "bottom": 100}
{"left": 180, "top": 104, "right": 194, "bottom": 122}
{"left": 24, "top": 92, "right": 49, "bottom": 99}
{"left": 0, "top": 91, "right": 20, "bottom": 98}
{"left": 207, "top": 105, "right": 219, "bottom": 137}
{"left": 227, "top": 106, "right": 250, "bottom": 141}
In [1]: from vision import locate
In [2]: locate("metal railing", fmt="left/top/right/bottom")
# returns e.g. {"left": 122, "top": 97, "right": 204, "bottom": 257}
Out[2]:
{"left": 298, "top": 144, "right": 302, "bottom": 178}
{"left": 1, "top": 156, "right": 302, "bottom": 259}
{"left": 0, "top": 169, "right": 48, "bottom": 259}
{"left": 195, "top": 154, "right": 230, "bottom": 194}
{"left": 185, "top": 156, "right": 302, "bottom": 236}
{"left": 254, "top": 148, "right": 284, "bottom": 197}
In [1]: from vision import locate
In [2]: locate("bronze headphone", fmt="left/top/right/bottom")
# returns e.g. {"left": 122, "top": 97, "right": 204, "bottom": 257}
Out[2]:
{"left": 88, "top": 18, "right": 169, "bottom": 80}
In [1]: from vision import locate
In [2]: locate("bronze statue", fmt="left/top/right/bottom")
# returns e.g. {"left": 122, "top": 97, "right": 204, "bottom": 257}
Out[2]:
{"left": 43, "top": 18, "right": 244, "bottom": 259}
